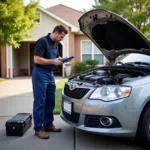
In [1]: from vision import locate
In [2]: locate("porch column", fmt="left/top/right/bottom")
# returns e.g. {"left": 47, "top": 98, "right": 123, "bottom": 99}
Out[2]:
{"left": 66, "top": 27, "right": 69, "bottom": 58}
{"left": 27, "top": 43, "right": 30, "bottom": 75}
{"left": 6, "top": 45, "right": 9, "bottom": 78}
{"left": 62, "top": 26, "right": 69, "bottom": 77}
{"left": 62, "top": 41, "right": 65, "bottom": 77}
{"left": 9, "top": 45, "right": 13, "bottom": 78}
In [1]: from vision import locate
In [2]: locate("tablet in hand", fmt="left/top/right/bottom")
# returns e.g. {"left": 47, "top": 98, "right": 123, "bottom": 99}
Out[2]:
{"left": 61, "top": 56, "right": 74, "bottom": 63}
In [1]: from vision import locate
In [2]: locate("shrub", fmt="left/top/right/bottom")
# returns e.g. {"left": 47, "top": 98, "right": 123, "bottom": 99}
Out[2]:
{"left": 117, "top": 55, "right": 126, "bottom": 61}
{"left": 74, "top": 62, "right": 89, "bottom": 74}
{"left": 105, "top": 61, "right": 111, "bottom": 65}
{"left": 85, "top": 59, "right": 99, "bottom": 69}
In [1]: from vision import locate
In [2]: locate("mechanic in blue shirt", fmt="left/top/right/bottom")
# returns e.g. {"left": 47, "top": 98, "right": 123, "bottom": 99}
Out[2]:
{"left": 32, "top": 25, "right": 68, "bottom": 139}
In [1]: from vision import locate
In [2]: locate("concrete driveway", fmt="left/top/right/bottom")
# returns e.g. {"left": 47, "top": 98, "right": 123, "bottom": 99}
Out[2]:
{"left": 0, "top": 77, "right": 148, "bottom": 150}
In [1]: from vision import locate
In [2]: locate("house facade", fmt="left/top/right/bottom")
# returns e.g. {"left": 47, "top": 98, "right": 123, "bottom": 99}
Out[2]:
{"left": 0, "top": 4, "right": 105, "bottom": 78}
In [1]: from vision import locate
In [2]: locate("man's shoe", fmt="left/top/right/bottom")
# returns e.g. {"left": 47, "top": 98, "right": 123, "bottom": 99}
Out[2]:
{"left": 35, "top": 130, "right": 49, "bottom": 139}
{"left": 45, "top": 126, "right": 61, "bottom": 132}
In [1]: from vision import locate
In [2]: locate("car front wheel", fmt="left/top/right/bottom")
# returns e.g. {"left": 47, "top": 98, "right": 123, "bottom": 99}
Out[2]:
{"left": 137, "top": 105, "right": 150, "bottom": 148}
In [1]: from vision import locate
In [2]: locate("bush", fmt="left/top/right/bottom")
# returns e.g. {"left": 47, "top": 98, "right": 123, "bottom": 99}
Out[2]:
{"left": 85, "top": 59, "right": 99, "bottom": 69}
{"left": 105, "top": 61, "right": 111, "bottom": 65}
{"left": 74, "top": 62, "right": 89, "bottom": 74}
{"left": 117, "top": 55, "right": 126, "bottom": 61}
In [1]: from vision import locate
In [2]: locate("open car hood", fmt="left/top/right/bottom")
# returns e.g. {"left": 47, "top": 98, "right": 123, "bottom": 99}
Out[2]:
{"left": 78, "top": 9, "right": 150, "bottom": 62}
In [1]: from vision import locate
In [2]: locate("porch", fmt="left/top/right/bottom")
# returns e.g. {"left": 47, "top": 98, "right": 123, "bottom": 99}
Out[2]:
{"left": 1, "top": 41, "right": 64, "bottom": 78}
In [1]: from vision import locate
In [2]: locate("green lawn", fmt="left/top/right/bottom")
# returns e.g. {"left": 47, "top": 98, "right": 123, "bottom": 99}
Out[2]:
{"left": 54, "top": 78, "right": 68, "bottom": 114}
{"left": 0, "top": 78, "right": 6, "bottom": 82}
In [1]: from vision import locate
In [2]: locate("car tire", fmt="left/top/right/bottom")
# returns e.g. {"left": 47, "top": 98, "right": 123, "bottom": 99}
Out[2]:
{"left": 136, "top": 105, "right": 150, "bottom": 148}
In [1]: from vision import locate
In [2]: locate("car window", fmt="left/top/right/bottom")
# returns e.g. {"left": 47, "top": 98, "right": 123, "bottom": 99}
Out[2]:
{"left": 120, "top": 54, "right": 150, "bottom": 64}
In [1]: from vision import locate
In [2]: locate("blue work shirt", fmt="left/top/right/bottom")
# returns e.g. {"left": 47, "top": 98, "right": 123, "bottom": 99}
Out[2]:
{"left": 34, "top": 33, "right": 59, "bottom": 70}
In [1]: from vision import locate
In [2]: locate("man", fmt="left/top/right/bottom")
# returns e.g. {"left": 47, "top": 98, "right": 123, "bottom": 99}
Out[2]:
{"left": 32, "top": 25, "right": 68, "bottom": 139}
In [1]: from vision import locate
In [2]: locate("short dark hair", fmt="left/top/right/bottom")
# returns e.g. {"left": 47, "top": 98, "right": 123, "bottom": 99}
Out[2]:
{"left": 52, "top": 25, "right": 68, "bottom": 34}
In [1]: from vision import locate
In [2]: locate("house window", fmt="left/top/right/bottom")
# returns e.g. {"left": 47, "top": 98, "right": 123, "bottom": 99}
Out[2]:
{"left": 35, "top": 12, "right": 41, "bottom": 24}
{"left": 81, "top": 41, "right": 104, "bottom": 65}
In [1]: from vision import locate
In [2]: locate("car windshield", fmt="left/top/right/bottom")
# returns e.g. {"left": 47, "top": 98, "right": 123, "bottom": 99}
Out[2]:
{"left": 120, "top": 53, "right": 150, "bottom": 64}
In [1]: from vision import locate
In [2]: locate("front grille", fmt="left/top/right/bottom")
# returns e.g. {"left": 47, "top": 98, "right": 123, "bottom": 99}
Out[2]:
{"left": 64, "top": 84, "right": 90, "bottom": 99}
{"left": 84, "top": 115, "right": 122, "bottom": 128}
{"left": 62, "top": 109, "right": 80, "bottom": 124}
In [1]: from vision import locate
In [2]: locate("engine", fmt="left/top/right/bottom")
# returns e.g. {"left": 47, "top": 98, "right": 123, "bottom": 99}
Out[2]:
{"left": 74, "top": 69, "right": 143, "bottom": 85}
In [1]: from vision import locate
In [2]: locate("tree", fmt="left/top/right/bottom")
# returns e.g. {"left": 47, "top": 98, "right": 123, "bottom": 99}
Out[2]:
{"left": 92, "top": 0, "right": 150, "bottom": 39}
{"left": 0, "top": 0, "right": 39, "bottom": 48}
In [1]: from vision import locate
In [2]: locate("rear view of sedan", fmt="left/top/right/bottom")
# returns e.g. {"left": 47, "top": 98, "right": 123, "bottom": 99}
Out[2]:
{"left": 60, "top": 9, "right": 150, "bottom": 149}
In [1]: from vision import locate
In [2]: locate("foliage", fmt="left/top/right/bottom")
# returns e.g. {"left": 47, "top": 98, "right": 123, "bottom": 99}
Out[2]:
{"left": 74, "top": 59, "right": 99, "bottom": 73}
{"left": 0, "top": 78, "right": 6, "bottom": 82}
{"left": 0, "top": 0, "right": 39, "bottom": 48}
{"left": 92, "top": 0, "right": 150, "bottom": 39}
{"left": 117, "top": 55, "right": 126, "bottom": 61}
{"left": 54, "top": 78, "right": 68, "bottom": 114}
{"left": 74, "top": 61, "right": 89, "bottom": 74}
{"left": 105, "top": 61, "right": 111, "bottom": 65}
{"left": 85, "top": 59, "right": 99, "bottom": 69}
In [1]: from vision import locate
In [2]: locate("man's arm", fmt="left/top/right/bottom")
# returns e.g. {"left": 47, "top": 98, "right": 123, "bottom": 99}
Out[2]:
{"left": 34, "top": 56, "right": 62, "bottom": 66}
{"left": 34, "top": 38, "right": 62, "bottom": 66}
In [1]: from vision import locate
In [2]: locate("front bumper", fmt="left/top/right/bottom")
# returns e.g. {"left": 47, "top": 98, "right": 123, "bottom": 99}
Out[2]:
{"left": 60, "top": 94, "right": 141, "bottom": 137}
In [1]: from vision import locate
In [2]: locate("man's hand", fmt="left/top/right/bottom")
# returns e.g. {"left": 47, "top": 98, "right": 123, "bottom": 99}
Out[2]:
{"left": 34, "top": 56, "right": 62, "bottom": 66}
{"left": 58, "top": 56, "right": 70, "bottom": 63}
{"left": 53, "top": 58, "right": 63, "bottom": 66}
{"left": 59, "top": 57, "right": 71, "bottom": 63}
{"left": 57, "top": 56, "right": 62, "bottom": 60}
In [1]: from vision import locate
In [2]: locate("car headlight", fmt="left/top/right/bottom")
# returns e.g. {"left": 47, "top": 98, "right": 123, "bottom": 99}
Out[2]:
{"left": 89, "top": 85, "right": 131, "bottom": 101}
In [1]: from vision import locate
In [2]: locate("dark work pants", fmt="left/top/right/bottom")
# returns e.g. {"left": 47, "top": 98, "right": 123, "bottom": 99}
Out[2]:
{"left": 32, "top": 66, "right": 56, "bottom": 131}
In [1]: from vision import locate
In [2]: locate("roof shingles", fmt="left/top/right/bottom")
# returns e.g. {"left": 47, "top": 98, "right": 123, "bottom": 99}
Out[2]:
{"left": 47, "top": 4, "right": 84, "bottom": 27}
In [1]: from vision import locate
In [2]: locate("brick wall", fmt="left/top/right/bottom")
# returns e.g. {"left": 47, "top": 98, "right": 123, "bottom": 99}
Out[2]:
{"left": 1, "top": 46, "right": 6, "bottom": 78}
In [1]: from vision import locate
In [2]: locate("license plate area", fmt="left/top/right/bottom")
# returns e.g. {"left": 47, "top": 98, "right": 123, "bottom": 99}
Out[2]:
{"left": 63, "top": 100, "right": 72, "bottom": 114}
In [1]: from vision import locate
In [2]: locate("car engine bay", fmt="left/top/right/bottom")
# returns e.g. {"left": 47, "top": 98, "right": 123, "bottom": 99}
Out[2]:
{"left": 70, "top": 66, "right": 150, "bottom": 85}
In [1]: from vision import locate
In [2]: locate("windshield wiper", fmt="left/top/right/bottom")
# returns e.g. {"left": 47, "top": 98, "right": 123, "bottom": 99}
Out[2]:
{"left": 115, "top": 62, "right": 125, "bottom": 66}
{"left": 124, "top": 62, "right": 135, "bottom": 66}
{"left": 134, "top": 61, "right": 150, "bottom": 66}
{"left": 125, "top": 61, "right": 150, "bottom": 66}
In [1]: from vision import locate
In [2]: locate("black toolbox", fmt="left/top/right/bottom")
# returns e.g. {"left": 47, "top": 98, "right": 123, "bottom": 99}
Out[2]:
{"left": 5, "top": 113, "right": 32, "bottom": 136}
